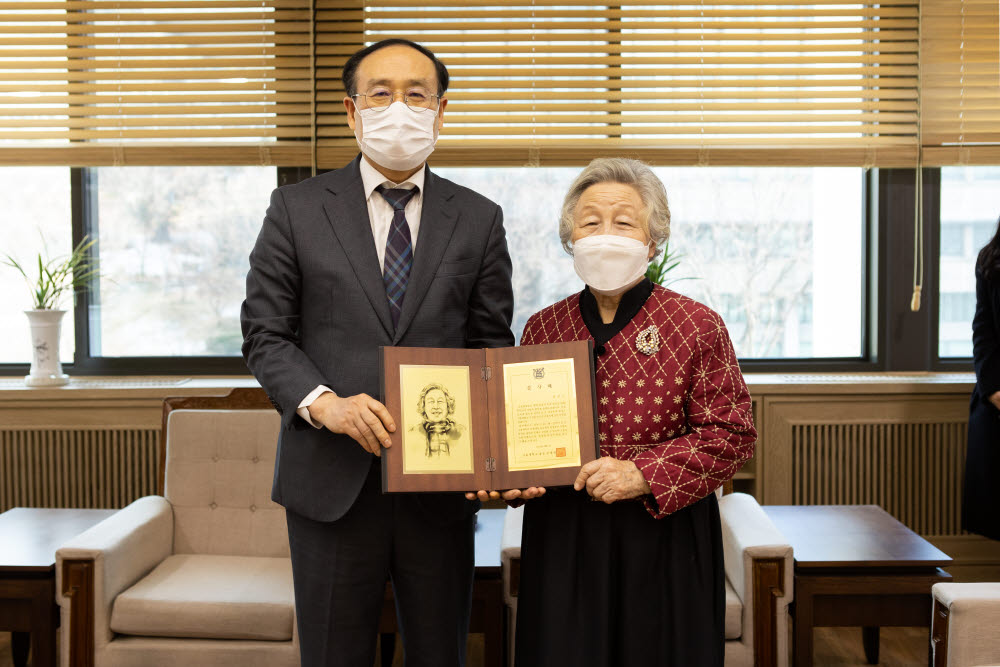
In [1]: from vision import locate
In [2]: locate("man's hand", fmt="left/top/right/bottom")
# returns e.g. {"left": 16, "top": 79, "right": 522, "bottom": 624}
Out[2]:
{"left": 990, "top": 391, "right": 1000, "bottom": 411}
{"left": 308, "top": 392, "right": 395, "bottom": 456}
{"left": 464, "top": 488, "right": 546, "bottom": 502}
{"left": 574, "top": 457, "right": 650, "bottom": 504}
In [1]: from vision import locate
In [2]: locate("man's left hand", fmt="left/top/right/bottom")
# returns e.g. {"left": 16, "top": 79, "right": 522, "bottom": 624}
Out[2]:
{"left": 574, "top": 457, "right": 650, "bottom": 503}
{"left": 464, "top": 488, "right": 546, "bottom": 502}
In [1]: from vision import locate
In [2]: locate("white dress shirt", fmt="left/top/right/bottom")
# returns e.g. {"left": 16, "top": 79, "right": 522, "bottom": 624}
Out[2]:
{"left": 296, "top": 158, "right": 426, "bottom": 427}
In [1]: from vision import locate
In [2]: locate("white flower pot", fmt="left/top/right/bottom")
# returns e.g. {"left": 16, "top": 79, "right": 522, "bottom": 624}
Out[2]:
{"left": 24, "top": 309, "right": 70, "bottom": 387}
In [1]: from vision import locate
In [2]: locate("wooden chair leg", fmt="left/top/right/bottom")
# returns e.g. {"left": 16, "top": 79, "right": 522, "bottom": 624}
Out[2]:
{"left": 862, "top": 626, "right": 880, "bottom": 664}
{"left": 11, "top": 632, "right": 29, "bottom": 667}
{"left": 931, "top": 599, "right": 949, "bottom": 667}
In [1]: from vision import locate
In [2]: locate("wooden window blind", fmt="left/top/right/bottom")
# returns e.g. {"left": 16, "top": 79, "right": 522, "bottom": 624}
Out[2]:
{"left": 316, "top": 0, "right": 920, "bottom": 168}
{"left": 0, "top": 0, "right": 314, "bottom": 166}
{"left": 0, "top": 1, "right": 937, "bottom": 168}
{"left": 919, "top": 0, "right": 1000, "bottom": 166}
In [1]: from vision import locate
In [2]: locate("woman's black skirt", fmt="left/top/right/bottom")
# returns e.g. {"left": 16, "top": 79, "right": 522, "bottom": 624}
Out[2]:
{"left": 514, "top": 488, "right": 725, "bottom": 667}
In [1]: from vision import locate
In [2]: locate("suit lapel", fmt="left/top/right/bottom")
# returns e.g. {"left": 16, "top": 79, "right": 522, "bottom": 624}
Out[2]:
{"left": 322, "top": 156, "right": 395, "bottom": 338}
{"left": 392, "top": 167, "right": 457, "bottom": 344}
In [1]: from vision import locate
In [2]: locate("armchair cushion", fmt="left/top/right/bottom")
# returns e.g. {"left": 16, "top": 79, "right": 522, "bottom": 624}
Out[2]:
{"left": 724, "top": 578, "right": 743, "bottom": 640}
{"left": 110, "top": 554, "right": 294, "bottom": 641}
{"left": 165, "top": 409, "right": 286, "bottom": 558}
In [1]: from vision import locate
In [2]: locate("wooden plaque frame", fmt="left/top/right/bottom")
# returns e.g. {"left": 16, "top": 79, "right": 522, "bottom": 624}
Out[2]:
{"left": 381, "top": 341, "right": 598, "bottom": 492}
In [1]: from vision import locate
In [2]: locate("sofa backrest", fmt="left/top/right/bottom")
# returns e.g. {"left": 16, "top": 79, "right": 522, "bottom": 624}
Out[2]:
{"left": 163, "top": 408, "right": 288, "bottom": 557}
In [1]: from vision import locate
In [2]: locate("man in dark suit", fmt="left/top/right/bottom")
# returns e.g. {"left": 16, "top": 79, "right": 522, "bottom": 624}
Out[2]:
{"left": 241, "top": 39, "right": 514, "bottom": 666}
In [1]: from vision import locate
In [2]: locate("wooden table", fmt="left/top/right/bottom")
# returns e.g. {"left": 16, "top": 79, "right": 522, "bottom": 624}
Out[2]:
{"left": 763, "top": 505, "right": 952, "bottom": 667}
{"left": 0, "top": 507, "right": 117, "bottom": 667}
{"left": 378, "top": 508, "right": 505, "bottom": 667}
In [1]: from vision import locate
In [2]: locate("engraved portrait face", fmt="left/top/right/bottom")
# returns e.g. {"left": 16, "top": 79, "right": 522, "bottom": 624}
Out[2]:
{"left": 423, "top": 388, "right": 449, "bottom": 423}
{"left": 417, "top": 383, "right": 456, "bottom": 426}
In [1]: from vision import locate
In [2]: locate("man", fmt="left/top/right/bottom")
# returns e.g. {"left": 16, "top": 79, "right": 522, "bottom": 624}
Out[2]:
{"left": 241, "top": 38, "right": 514, "bottom": 666}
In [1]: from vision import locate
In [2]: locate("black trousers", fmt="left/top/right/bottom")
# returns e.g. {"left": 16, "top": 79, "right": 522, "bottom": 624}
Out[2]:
{"left": 285, "top": 459, "right": 476, "bottom": 667}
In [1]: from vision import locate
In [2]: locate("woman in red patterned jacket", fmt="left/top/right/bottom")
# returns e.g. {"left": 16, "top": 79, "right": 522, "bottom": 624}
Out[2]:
{"left": 509, "top": 158, "right": 757, "bottom": 666}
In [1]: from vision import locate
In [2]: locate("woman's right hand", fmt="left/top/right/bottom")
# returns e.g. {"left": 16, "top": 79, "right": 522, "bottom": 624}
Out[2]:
{"left": 464, "top": 488, "right": 546, "bottom": 502}
{"left": 990, "top": 391, "right": 1000, "bottom": 411}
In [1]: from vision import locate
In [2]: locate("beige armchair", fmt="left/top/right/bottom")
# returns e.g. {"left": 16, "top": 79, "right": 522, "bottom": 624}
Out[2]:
{"left": 931, "top": 582, "right": 1000, "bottom": 667}
{"left": 500, "top": 492, "right": 793, "bottom": 667}
{"left": 55, "top": 388, "right": 299, "bottom": 667}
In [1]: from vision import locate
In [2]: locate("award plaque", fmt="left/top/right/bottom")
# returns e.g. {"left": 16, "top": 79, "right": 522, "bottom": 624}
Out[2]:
{"left": 380, "top": 340, "right": 599, "bottom": 493}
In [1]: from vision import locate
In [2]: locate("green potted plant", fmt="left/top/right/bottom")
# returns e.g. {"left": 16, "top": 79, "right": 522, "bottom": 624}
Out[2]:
{"left": 646, "top": 240, "right": 689, "bottom": 287}
{"left": 3, "top": 236, "right": 99, "bottom": 386}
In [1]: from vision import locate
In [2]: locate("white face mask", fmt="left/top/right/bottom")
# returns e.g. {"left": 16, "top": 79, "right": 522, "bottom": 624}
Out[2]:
{"left": 573, "top": 234, "right": 651, "bottom": 296}
{"left": 354, "top": 101, "right": 439, "bottom": 172}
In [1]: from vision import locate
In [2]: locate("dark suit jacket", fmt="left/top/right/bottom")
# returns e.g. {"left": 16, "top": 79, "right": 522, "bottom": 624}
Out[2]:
{"left": 241, "top": 155, "right": 515, "bottom": 523}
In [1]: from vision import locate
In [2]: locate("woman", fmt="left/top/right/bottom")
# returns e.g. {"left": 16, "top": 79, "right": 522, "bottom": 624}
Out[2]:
{"left": 963, "top": 215, "right": 1000, "bottom": 541}
{"left": 513, "top": 158, "right": 756, "bottom": 666}
{"left": 411, "top": 382, "right": 464, "bottom": 457}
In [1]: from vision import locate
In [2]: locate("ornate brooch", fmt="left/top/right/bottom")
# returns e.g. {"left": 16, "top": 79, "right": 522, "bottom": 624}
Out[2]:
{"left": 635, "top": 325, "right": 661, "bottom": 356}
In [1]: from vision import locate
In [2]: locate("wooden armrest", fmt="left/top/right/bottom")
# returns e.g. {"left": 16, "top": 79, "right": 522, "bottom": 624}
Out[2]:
{"left": 749, "top": 555, "right": 786, "bottom": 667}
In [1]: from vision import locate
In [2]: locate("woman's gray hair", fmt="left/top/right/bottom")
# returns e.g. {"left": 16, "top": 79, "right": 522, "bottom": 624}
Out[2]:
{"left": 559, "top": 157, "right": 671, "bottom": 257}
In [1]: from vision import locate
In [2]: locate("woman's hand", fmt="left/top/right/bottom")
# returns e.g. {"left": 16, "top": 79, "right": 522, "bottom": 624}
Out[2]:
{"left": 465, "top": 488, "right": 547, "bottom": 502}
{"left": 574, "top": 457, "right": 650, "bottom": 503}
{"left": 990, "top": 391, "right": 1000, "bottom": 411}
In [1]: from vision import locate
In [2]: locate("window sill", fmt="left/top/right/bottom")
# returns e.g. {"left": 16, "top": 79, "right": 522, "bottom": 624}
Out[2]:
{"left": 744, "top": 371, "right": 974, "bottom": 394}
{"left": 0, "top": 372, "right": 974, "bottom": 401}
{"left": 0, "top": 375, "right": 259, "bottom": 401}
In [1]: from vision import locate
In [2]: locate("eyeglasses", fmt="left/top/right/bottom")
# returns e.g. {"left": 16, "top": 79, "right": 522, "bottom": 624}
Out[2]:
{"left": 352, "top": 86, "right": 441, "bottom": 112}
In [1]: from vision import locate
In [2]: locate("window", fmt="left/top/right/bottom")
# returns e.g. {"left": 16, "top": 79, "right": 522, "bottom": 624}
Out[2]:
{"left": 88, "top": 166, "right": 276, "bottom": 357}
{"left": 5, "top": 0, "right": 992, "bottom": 374}
{"left": 656, "top": 167, "right": 863, "bottom": 359}
{"left": 938, "top": 166, "right": 1000, "bottom": 358}
{"left": 434, "top": 166, "right": 864, "bottom": 358}
{"left": 0, "top": 167, "right": 73, "bottom": 364}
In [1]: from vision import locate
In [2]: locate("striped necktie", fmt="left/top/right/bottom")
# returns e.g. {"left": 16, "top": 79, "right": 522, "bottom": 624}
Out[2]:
{"left": 376, "top": 184, "right": 418, "bottom": 328}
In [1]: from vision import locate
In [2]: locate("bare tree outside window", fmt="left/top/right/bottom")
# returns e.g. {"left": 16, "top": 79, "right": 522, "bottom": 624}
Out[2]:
{"left": 438, "top": 166, "right": 863, "bottom": 359}
{"left": 62, "top": 165, "right": 864, "bottom": 361}
{"left": 93, "top": 167, "right": 275, "bottom": 357}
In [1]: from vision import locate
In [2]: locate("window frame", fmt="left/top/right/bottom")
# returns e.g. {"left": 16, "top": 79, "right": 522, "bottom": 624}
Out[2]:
{"left": 0, "top": 165, "right": 973, "bottom": 376}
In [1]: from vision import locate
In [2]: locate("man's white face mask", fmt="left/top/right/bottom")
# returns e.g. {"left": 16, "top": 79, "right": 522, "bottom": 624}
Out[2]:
{"left": 354, "top": 101, "right": 439, "bottom": 172}
{"left": 572, "top": 234, "right": 651, "bottom": 296}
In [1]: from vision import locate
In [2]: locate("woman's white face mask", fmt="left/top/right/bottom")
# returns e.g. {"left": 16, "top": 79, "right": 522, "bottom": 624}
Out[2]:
{"left": 573, "top": 234, "right": 651, "bottom": 296}
{"left": 354, "top": 101, "right": 439, "bottom": 171}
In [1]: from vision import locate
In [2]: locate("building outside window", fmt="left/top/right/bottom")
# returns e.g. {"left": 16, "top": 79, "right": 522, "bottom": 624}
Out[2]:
{"left": 939, "top": 167, "right": 1000, "bottom": 358}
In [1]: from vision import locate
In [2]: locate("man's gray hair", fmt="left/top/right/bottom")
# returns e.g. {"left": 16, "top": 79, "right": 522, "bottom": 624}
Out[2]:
{"left": 559, "top": 157, "right": 671, "bottom": 257}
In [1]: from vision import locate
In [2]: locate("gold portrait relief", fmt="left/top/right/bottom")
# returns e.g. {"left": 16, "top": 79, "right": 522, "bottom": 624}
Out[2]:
{"left": 503, "top": 358, "right": 581, "bottom": 471}
{"left": 399, "top": 364, "right": 475, "bottom": 475}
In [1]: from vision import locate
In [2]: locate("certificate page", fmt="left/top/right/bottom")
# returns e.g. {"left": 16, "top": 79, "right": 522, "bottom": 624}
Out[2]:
{"left": 503, "top": 358, "right": 581, "bottom": 471}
